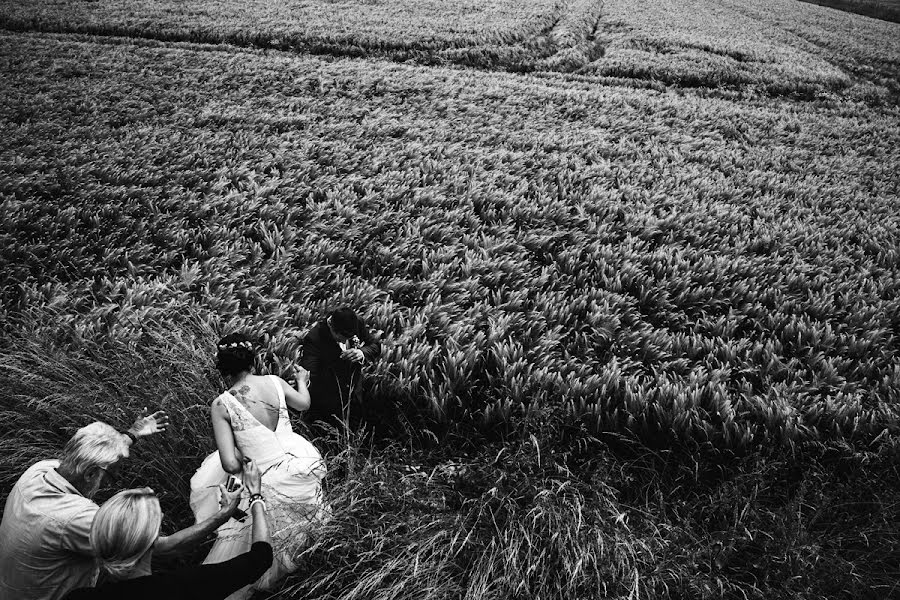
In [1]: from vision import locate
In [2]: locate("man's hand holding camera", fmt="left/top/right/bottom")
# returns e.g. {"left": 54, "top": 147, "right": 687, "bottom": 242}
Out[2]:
{"left": 341, "top": 348, "right": 365, "bottom": 364}
{"left": 341, "top": 335, "right": 365, "bottom": 364}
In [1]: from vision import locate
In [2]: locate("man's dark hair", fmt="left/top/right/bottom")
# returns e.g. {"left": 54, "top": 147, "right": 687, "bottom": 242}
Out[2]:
{"left": 330, "top": 308, "right": 360, "bottom": 337}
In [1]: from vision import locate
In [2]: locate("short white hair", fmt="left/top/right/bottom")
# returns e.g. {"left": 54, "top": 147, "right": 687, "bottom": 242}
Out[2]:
{"left": 91, "top": 488, "right": 161, "bottom": 580}
{"left": 58, "top": 422, "right": 130, "bottom": 478}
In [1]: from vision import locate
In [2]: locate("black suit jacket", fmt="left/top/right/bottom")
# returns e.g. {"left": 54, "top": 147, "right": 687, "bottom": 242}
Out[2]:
{"left": 299, "top": 318, "right": 380, "bottom": 421}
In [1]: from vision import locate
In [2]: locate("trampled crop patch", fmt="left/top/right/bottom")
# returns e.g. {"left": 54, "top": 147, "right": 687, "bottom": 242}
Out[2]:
{"left": 588, "top": 0, "right": 900, "bottom": 99}
{"left": 0, "top": 0, "right": 603, "bottom": 72}
{"left": 0, "top": 0, "right": 559, "bottom": 45}
{"left": 2, "top": 33, "right": 899, "bottom": 450}
{"left": 2, "top": 0, "right": 898, "bottom": 98}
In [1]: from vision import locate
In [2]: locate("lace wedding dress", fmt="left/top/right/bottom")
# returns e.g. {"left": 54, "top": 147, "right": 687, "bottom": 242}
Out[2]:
{"left": 189, "top": 375, "right": 328, "bottom": 600}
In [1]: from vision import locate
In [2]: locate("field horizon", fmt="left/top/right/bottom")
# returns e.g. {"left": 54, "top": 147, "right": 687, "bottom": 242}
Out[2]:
{"left": 1, "top": 0, "right": 899, "bottom": 598}
{"left": 800, "top": 0, "right": 900, "bottom": 23}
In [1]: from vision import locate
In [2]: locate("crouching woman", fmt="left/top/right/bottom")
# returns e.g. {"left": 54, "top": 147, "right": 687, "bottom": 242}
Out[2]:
{"left": 65, "top": 460, "right": 271, "bottom": 600}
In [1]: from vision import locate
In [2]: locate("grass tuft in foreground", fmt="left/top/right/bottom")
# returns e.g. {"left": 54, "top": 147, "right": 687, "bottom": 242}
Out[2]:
{"left": 1, "top": 313, "right": 898, "bottom": 599}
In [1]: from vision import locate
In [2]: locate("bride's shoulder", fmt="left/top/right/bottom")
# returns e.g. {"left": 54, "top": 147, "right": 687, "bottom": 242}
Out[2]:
{"left": 211, "top": 391, "right": 235, "bottom": 412}
{"left": 212, "top": 389, "right": 234, "bottom": 402}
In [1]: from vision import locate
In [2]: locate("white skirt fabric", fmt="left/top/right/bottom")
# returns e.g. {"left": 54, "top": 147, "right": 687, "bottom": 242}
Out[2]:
{"left": 190, "top": 408, "right": 328, "bottom": 599}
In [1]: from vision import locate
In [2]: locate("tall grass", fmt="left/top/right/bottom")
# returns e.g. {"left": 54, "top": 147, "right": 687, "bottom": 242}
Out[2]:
{"left": 0, "top": 0, "right": 599, "bottom": 73}
{"left": 0, "top": 311, "right": 220, "bottom": 529}
{"left": 593, "top": 0, "right": 899, "bottom": 99}
{"left": 1, "top": 8, "right": 899, "bottom": 597}
{"left": 2, "top": 311, "right": 898, "bottom": 598}
{"left": 3, "top": 33, "right": 899, "bottom": 456}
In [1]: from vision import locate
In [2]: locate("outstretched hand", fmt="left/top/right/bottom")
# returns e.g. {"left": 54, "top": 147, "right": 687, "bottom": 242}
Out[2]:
{"left": 129, "top": 408, "right": 170, "bottom": 439}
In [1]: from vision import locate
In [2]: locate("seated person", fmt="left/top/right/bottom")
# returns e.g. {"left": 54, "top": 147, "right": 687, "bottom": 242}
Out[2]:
{"left": 299, "top": 307, "right": 382, "bottom": 433}
{"left": 65, "top": 460, "right": 272, "bottom": 600}
{"left": 0, "top": 413, "right": 239, "bottom": 600}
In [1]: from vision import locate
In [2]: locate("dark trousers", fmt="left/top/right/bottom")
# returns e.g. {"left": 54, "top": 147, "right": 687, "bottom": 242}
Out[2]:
{"left": 305, "top": 383, "right": 392, "bottom": 441}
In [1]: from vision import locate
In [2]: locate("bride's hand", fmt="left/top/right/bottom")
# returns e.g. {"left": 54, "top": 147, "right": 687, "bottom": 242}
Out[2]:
{"left": 243, "top": 458, "right": 262, "bottom": 496}
{"left": 294, "top": 366, "right": 310, "bottom": 388}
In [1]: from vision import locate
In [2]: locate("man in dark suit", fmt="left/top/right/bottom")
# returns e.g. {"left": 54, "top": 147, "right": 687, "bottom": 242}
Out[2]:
{"left": 299, "top": 307, "right": 381, "bottom": 433}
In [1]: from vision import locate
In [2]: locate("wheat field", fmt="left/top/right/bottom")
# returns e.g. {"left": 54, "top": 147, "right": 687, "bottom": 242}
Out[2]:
{"left": 1, "top": 0, "right": 899, "bottom": 598}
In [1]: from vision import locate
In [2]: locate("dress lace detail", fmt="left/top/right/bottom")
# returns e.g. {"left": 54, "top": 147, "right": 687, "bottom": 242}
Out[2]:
{"left": 219, "top": 376, "right": 288, "bottom": 433}
{"left": 218, "top": 393, "right": 257, "bottom": 432}
{"left": 191, "top": 375, "right": 328, "bottom": 600}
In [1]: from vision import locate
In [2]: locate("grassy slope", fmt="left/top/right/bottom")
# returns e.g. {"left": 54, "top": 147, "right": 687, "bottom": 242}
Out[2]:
{"left": 2, "top": 31, "right": 899, "bottom": 448}
{"left": 799, "top": 0, "right": 900, "bottom": 23}
{"left": 591, "top": 0, "right": 900, "bottom": 99}
{"left": 3, "top": 306, "right": 899, "bottom": 600}
{"left": 0, "top": 0, "right": 561, "bottom": 43}
{"left": 1, "top": 0, "right": 898, "bottom": 95}
{"left": 0, "top": 0, "right": 899, "bottom": 598}
{"left": 0, "top": 0, "right": 599, "bottom": 72}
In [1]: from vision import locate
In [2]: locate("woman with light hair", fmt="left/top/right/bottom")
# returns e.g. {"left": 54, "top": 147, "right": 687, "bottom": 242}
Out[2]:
{"left": 64, "top": 459, "right": 272, "bottom": 600}
{"left": 88, "top": 488, "right": 161, "bottom": 580}
{"left": 0, "top": 411, "right": 169, "bottom": 600}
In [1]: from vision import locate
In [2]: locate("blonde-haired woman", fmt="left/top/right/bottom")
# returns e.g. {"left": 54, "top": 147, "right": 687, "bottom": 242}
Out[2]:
{"left": 64, "top": 461, "right": 272, "bottom": 600}
{"left": 89, "top": 487, "right": 161, "bottom": 580}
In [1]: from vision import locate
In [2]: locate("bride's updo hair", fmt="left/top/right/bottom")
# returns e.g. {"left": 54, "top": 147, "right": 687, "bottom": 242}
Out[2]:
{"left": 216, "top": 333, "right": 256, "bottom": 378}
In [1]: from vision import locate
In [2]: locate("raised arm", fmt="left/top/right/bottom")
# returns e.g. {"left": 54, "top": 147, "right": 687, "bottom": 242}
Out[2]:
{"left": 154, "top": 481, "right": 242, "bottom": 557}
{"left": 280, "top": 376, "right": 310, "bottom": 412}
{"left": 124, "top": 409, "right": 170, "bottom": 444}
{"left": 211, "top": 398, "right": 243, "bottom": 474}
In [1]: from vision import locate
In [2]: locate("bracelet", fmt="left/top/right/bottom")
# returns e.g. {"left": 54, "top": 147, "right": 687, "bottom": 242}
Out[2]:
{"left": 124, "top": 431, "right": 137, "bottom": 444}
{"left": 249, "top": 498, "right": 267, "bottom": 512}
{"left": 248, "top": 493, "right": 263, "bottom": 503}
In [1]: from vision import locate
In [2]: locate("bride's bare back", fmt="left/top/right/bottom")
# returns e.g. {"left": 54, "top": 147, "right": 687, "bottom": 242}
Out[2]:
{"left": 227, "top": 375, "right": 282, "bottom": 432}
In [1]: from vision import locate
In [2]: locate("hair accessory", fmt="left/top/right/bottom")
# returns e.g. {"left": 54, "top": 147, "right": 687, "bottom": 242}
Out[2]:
{"left": 218, "top": 340, "right": 254, "bottom": 351}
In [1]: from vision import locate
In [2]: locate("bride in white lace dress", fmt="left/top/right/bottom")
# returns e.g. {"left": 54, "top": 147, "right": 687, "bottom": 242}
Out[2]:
{"left": 190, "top": 334, "right": 328, "bottom": 600}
